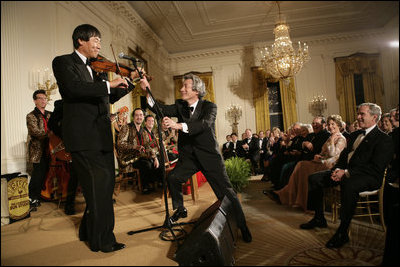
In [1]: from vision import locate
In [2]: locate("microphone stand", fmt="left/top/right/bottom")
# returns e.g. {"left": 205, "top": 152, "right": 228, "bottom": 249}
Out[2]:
{"left": 126, "top": 60, "right": 195, "bottom": 242}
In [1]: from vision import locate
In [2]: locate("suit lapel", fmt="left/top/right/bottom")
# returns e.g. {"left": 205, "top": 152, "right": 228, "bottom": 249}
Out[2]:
{"left": 352, "top": 126, "right": 378, "bottom": 158}
{"left": 190, "top": 99, "right": 203, "bottom": 122}
{"left": 72, "top": 52, "right": 93, "bottom": 82}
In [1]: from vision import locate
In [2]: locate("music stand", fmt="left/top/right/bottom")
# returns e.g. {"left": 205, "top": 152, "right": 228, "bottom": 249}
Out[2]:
{"left": 126, "top": 60, "right": 195, "bottom": 241}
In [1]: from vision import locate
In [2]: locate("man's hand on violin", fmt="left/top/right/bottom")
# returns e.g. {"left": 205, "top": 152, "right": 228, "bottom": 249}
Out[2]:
{"left": 139, "top": 75, "right": 150, "bottom": 91}
{"left": 130, "top": 68, "right": 144, "bottom": 81}
{"left": 109, "top": 77, "right": 128, "bottom": 88}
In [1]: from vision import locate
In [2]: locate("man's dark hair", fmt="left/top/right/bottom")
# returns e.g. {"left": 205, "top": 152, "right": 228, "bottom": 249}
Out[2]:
{"left": 72, "top": 24, "right": 101, "bottom": 49}
{"left": 33, "top": 89, "right": 46, "bottom": 100}
{"left": 145, "top": 114, "right": 154, "bottom": 122}
{"left": 133, "top": 108, "right": 144, "bottom": 116}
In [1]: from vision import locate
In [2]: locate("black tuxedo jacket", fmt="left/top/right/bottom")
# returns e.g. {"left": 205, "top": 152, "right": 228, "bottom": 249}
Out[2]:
{"left": 52, "top": 52, "right": 132, "bottom": 152}
{"left": 150, "top": 99, "right": 222, "bottom": 163}
{"left": 242, "top": 136, "right": 260, "bottom": 156}
{"left": 334, "top": 126, "right": 394, "bottom": 183}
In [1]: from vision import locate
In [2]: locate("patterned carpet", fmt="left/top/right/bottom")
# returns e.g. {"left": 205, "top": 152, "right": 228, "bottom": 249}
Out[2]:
{"left": 233, "top": 177, "right": 385, "bottom": 266}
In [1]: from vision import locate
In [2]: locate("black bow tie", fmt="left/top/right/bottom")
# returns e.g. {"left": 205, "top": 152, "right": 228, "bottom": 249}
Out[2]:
{"left": 86, "top": 58, "right": 91, "bottom": 66}
{"left": 189, "top": 106, "right": 194, "bottom": 112}
{"left": 359, "top": 130, "right": 366, "bottom": 136}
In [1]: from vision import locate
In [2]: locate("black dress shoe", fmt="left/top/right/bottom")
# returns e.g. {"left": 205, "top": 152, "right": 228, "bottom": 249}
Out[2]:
{"left": 240, "top": 225, "right": 252, "bottom": 243}
{"left": 142, "top": 187, "right": 151, "bottom": 194}
{"left": 300, "top": 217, "right": 327, "bottom": 230}
{"left": 263, "top": 190, "right": 281, "bottom": 204}
{"left": 170, "top": 207, "right": 187, "bottom": 222}
{"left": 326, "top": 231, "right": 349, "bottom": 248}
{"left": 96, "top": 242, "right": 125, "bottom": 253}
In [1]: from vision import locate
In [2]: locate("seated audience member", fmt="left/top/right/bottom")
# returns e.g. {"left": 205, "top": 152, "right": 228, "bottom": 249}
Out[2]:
{"left": 348, "top": 120, "right": 360, "bottom": 133}
{"left": 241, "top": 129, "right": 260, "bottom": 173}
{"left": 228, "top": 133, "right": 243, "bottom": 158}
{"left": 340, "top": 121, "right": 351, "bottom": 142}
{"left": 380, "top": 113, "right": 393, "bottom": 134}
{"left": 261, "top": 127, "right": 281, "bottom": 180}
{"left": 299, "top": 103, "right": 394, "bottom": 249}
{"left": 389, "top": 106, "right": 399, "bottom": 128}
{"left": 276, "top": 124, "right": 313, "bottom": 189}
{"left": 301, "top": 116, "right": 331, "bottom": 161}
{"left": 382, "top": 117, "right": 399, "bottom": 265}
{"left": 258, "top": 130, "right": 268, "bottom": 174}
{"left": 274, "top": 115, "right": 347, "bottom": 211}
{"left": 268, "top": 122, "right": 303, "bottom": 189}
{"left": 222, "top": 134, "right": 232, "bottom": 160}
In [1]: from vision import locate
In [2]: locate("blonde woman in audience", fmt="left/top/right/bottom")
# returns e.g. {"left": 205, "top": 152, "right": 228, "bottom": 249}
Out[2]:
{"left": 274, "top": 115, "right": 347, "bottom": 211}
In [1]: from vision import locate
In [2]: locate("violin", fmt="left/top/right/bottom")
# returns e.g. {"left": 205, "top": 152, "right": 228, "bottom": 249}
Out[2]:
{"left": 90, "top": 53, "right": 152, "bottom": 82}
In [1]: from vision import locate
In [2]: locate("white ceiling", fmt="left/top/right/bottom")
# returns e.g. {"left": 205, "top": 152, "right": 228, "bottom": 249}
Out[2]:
{"left": 127, "top": 1, "right": 399, "bottom": 54}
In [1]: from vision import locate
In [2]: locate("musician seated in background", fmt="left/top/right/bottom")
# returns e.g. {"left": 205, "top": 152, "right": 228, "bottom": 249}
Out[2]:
{"left": 112, "top": 106, "right": 129, "bottom": 139}
{"left": 143, "top": 114, "right": 163, "bottom": 187}
{"left": 117, "top": 108, "right": 161, "bottom": 194}
{"left": 161, "top": 121, "right": 179, "bottom": 165}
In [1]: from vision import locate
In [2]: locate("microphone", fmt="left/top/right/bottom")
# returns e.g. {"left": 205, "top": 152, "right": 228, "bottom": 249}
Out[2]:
{"left": 118, "top": 52, "right": 142, "bottom": 62}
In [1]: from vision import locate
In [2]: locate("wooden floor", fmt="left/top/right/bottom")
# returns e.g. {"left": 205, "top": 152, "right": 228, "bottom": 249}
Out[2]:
{"left": 1, "top": 176, "right": 386, "bottom": 266}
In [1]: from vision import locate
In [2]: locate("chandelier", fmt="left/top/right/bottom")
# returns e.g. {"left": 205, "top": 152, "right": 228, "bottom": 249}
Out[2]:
{"left": 260, "top": 1, "right": 310, "bottom": 80}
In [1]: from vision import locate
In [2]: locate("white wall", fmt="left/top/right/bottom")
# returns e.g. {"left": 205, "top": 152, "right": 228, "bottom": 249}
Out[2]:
{"left": 1, "top": 1, "right": 398, "bottom": 173}
{"left": 1, "top": 1, "right": 169, "bottom": 174}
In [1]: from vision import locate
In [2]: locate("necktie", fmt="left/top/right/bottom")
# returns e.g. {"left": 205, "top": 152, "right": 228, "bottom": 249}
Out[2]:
{"left": 347, "top": 130, "right": 366, "bottom": 162}
{"left": 85, "top": 58, "right": 93, "bottom": 79}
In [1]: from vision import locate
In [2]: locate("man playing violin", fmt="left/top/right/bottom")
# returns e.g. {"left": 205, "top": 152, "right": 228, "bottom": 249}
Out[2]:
{"left": 52, "top": 24, "right": 137, "bottom": 253}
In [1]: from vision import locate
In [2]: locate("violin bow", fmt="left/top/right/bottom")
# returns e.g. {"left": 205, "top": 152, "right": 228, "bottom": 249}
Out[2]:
{"left": 110, "top": 43, "right": 135, "bottom": 88}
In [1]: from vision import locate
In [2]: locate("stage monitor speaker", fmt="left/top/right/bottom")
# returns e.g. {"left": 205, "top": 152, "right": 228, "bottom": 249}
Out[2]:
{"left": 175, "top": 196, "right": 238, "bottom": 266}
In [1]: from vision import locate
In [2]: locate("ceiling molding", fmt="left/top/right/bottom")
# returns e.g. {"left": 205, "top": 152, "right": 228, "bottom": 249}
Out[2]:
{"left": 105, "top": 1, "right": 162, "bottom": 46}
{"left": 127, "top": 1, "right": 399, "bottom": 54}
{"left": 170, "top": 28, "right": 387, "bottom": 62}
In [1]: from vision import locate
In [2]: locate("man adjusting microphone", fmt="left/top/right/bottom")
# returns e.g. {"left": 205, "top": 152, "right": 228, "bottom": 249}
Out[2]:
{"left": 139, "top": 73, "right": 253, "bottom": 243}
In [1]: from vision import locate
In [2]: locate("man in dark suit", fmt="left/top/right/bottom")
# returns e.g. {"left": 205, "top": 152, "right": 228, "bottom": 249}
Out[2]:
{"left": 300, "top": 103, "right": 394, "bottom": 248}
{"left": 140, "top": 73, "right": 252, "bottom": 243}
{"left": 221, "top": 134, "right": 232, "bottom": 160}
{"left": 229, "top": 133, "right": 244, "bottom": 158}
{"left": 241, "top": 129, "right": 260, "bottom": 173}
{"left": 52, "top": 24, "right": 135, "bottom": 253}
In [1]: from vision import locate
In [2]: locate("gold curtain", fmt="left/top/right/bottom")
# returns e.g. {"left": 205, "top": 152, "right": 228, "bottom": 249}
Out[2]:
{"left": 279, "top": 77, "right": 298, "bottom": 131}
{"left": 252, "top": 67, "right": 270, "bottom": 132}
{"left": 173, "top": 72, "right": 215, "bottom": 103}
{"left": 335, "top": 53, "right": 384, "bottom": 123}
{"left": 252, "top": 67, "right": 297, "bottom": 132}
